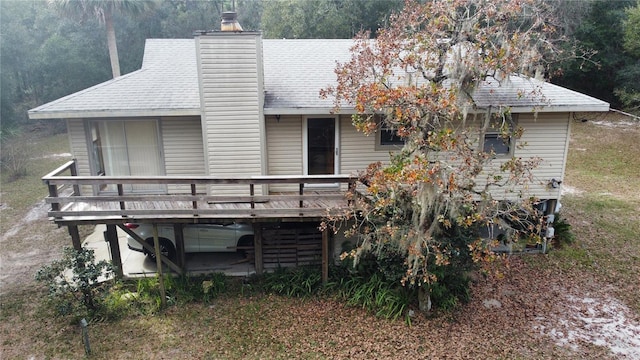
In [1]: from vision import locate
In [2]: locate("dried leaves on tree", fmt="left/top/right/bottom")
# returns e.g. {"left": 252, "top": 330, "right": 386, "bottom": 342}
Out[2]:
{"left": 322, "top": 0, "right": 571, "bottom": 286}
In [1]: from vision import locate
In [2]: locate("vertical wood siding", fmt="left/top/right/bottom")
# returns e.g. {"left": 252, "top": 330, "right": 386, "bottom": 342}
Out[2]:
{"left": 197, "top": 34, "right": 264, "bottom": 196}
{"left": 161, "top": 117, "right": 206, "bottom": 193}
{"left": 266, "top": 115, "right": 303, "bottom": 192}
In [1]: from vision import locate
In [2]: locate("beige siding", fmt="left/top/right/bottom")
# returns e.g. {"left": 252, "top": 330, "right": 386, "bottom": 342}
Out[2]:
{"left": 339, "top": 115, "right": 392, "bottom": 174}
{"left": 474, "top": 113, "right": 568, "bottom": 200}
{"left": 513, "top": 113, "right": 568, "bottom": 200}
{"left": 161, "top": 117, "right": 206, "bottom": 193}
{"left": 337, "top": 113, "right": 568, "bottom": 201}
{"left": 196, "top": 34, "right": 264, "bottom": 196}
{"left": 67, "top": 119, "right": 92, "bottom": 195}
{"left": 266, "top": 115, "right": 303, "bottom": 192}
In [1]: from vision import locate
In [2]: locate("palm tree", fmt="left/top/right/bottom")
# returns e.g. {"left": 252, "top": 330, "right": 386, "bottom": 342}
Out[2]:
{"left": 49, "top": 0, "right": 154, "bottom": 78}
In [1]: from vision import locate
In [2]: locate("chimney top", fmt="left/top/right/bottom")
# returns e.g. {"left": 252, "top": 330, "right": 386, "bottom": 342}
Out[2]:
{"left": 221, "top": 11, "right": 243, "bottom": 32}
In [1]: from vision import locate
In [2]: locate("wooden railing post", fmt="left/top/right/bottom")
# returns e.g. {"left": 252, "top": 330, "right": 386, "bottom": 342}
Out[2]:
{"left": 191, "top": 184, "right": 198, "bottom": 215}
{"left": 69, "top": 159, "right": 80, "bottom": 196}
{"left": 299, "top": 183, "right": 304, "bottom": 208}
{"left": 250, "top": 184, "right": 255, "bottom": 209}
{"left": 117, "top": 184, "right": 126, "bottom": 216}
{"left": 47, "top": 183, "right": 60, "bottom": 212}
{"left": 347, "top": 180, "right": 356, "bottom": 206}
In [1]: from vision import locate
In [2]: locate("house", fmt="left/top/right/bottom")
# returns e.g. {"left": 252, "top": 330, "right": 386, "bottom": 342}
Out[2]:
{"left": 30, "top": 17, "right": 610, "bottom": 278}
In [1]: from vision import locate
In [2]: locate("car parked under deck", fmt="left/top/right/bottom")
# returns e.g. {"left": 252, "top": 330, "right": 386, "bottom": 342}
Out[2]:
{"left": 125, "top": 222, "right": 254, "bottom": 261}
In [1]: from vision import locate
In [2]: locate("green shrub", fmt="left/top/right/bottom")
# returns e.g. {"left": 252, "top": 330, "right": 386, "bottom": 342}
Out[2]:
{"left": 552, "top": 213, "right": 575, "bottom": 248}
{"left": 35, "top": 247, "right": 113, "bottom": 321}
{"left": 428, "top": 265, "right": 471, "bottom": 311}
{"left": 334, "top": 222, "right": 475, "bottom": 315}
{"left": 131, "top": 273, "right": 229, "bottom": 313}
{"left": 329, "top": 271, "right": 412, "bottom": 321}
{"left": 101, "top": 282, "right": 141, "bottom": 319}
{"left": 257, "top": 266, "right": 323, "bottom": 297}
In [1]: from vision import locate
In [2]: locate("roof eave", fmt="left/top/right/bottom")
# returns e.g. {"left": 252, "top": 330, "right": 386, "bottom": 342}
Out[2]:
{"left": 505, "top": 104, "right": 610, "bottom": 113}
{"left": 28, "top": 108, "right": 201, "bottom": 120}
{"left": 264, "top": 107, "right": 356, "bottom": 115}
{"left": 264, "top": 104, "right": 610, "bottom": 116}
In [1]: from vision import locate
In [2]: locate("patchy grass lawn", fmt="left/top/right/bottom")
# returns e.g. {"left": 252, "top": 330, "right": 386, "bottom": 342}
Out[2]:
{"left": 1, "top": 116, "right": 639, "bottom": 359}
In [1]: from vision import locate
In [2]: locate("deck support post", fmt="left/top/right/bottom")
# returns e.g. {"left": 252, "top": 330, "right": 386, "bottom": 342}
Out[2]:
{"left": 152, "top": 224, "right": 167, "bottom": 308}
{"left": 543, "top": 199, "right": 559, "bottom": 254}
{"left": 173, "top": 224, "right": 186, "bottom": 270}
{"left": 321, "top": 227, "right": 329, "bottom": 284}
{"left": 105, "top": 224, "right": 123, "bottom": 278}
{"left": 68, "top": 225, "right": 82, "bottom": 251}
{"left": 253, "top": 223, "right": 263, "bottom": 275}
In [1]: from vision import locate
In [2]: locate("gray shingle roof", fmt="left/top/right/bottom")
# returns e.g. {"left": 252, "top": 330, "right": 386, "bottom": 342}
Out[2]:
{"left": 28, "top": 38, "right": 609, "bottom": 120}
{"left": 472, "top": 75, "right": 610, "bottom": 112}
{"left": 28, "top": 39, "right": 200, "bottom": 119}
{"left": 262, "top": 39, "right": 353, "bottom": 113}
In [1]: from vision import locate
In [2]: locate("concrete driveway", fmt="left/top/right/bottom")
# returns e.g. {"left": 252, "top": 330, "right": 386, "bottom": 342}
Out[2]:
{"left": 83, "top": 225, "right": 256, "bottom": 278}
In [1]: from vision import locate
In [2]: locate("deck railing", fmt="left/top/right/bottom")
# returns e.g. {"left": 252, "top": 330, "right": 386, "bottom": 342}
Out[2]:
{"left": 42, "top": 160, "right": 359, "bottom": 223}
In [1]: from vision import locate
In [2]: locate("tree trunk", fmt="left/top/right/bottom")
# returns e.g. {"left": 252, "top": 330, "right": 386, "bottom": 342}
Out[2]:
{"left": 418, "top": 286, "right": 432, "bottom": 313}
{"left": 104, "top": 10, "right": 121, "bottom": 78}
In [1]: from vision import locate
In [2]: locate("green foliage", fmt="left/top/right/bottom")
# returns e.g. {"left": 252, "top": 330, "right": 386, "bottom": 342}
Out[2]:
{"left": 552, "top": 213, "right": 575, "bottom": 248}
{"left": 35, "top": 247, "right": 113, "bottom": 321}
{"left": 623, "top": 0, "right": 640, "bottom": 58}
{"left": 617, "top": 0, "right": 640, "bottom": 114}
{"left": 252, "top": 263, "right": 413, "bottom": 321}
{"left": 258, "top": 266, "right": 323, "bottom": 297}
{"left": 102, "top": 273, "right": 229, "bottom": 318}
{"left": 555, "top": 0, "right": 636, "bottom": 109}
{"left": 261, "top": 0, "right": 402, "bottom": 39}
{"left": 326, "top": 270, "right": 412, "bottom": 321}
{"left": 427, "top": 266, "right": 471, "bottom": 311}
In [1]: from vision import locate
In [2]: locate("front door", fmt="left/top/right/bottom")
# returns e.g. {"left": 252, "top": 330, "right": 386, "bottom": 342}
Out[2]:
{"left": 305, "top": 117, "right": 338, "bottom": 176}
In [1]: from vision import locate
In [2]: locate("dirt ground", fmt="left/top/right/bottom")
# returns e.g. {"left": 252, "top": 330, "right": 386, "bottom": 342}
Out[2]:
{"left": 0, "top": 194, "right": 70, "bottom": 295}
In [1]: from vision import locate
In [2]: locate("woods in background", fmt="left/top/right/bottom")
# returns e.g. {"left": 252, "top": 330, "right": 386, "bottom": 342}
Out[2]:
{"left": 1, "top": 0, "right": 639, "bottom": 137}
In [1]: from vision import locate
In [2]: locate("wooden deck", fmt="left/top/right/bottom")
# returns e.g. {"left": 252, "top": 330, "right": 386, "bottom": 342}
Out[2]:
{"left": 43, "top": 161, "right": 359, "bottom": 225}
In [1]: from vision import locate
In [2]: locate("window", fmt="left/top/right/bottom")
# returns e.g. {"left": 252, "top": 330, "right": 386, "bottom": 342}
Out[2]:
{"left": 483, "top": 133, "right": 511, "bottom": 154}
{"left": 376, "top": 122, "right": 405, "bottom": 150}
{"left": 481, "top": 114, "right": 516, "bottom": 156}
{"left": 89, "top": 120, "right": 164, "bottom": 193}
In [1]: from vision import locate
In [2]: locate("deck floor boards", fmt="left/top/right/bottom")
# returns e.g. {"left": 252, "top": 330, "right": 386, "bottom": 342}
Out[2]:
{"left": 50, "top": 191, "right": 351, "bottom": 225}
